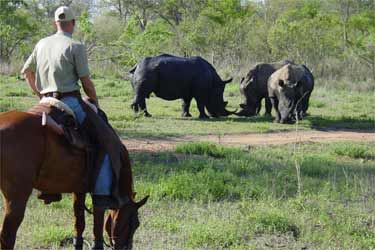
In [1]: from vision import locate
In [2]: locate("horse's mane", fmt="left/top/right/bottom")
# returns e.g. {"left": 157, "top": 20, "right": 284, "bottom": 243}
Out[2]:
{"left": 120, "top": 145, "right": 135, "bottom": 199}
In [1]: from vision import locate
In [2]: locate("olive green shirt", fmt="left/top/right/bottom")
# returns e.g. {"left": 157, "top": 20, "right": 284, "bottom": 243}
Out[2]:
{"left": 21, "top": 31, "right": 90, "bottom": 94}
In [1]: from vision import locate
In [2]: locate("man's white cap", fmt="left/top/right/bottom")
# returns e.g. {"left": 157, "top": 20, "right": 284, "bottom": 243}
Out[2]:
{"left": 54, "top": 6, "right": 75, "bottom": 22}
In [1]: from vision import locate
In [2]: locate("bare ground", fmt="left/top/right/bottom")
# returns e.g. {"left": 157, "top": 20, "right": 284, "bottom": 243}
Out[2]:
{"left": 123, "top": 129, "right": 375, "bottom": 152}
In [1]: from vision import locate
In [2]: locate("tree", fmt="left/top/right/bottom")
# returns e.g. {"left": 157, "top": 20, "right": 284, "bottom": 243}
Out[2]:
{"left": 102, "top": 0, "right": 157, "bottom": 30}
{"left": 0, "top": 0, "right": 37, "bottom": 62}
{"left": 347, "top": 10, "right": 375, "bottom": 78}
{"left": 268, "top": 1, "right": 340, "bottom": 68}
{"left": 115, "top": 17, "right": 172, "bottom": 66}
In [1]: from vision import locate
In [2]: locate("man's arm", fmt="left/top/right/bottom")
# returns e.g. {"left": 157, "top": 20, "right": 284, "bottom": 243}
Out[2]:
{"left": 80, "top": 76, "right": 99, "bottom": 107}
{"left": 75, "top": 44, "right": 99, "bottom": 106}
{"left": 22, "top": 46, "right": 39, "bottom": 97}
{"left": 24, "top": 71, "right": 41, "bottom": 98}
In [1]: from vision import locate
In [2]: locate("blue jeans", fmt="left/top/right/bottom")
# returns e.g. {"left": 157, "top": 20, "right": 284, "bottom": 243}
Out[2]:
{"left": 60, "top": 96, "right": 113, "bottom": 195}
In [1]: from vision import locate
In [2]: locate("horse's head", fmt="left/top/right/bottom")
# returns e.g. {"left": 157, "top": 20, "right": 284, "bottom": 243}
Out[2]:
{"left": 104, "top": 195, "right": 149, "bottom": 250}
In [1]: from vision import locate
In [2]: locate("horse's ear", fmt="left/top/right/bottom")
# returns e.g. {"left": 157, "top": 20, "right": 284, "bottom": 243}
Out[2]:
{"left": 136, "top": 195, "right": 149, "bottom": 209}
{"left": 131, "top": 192, "right": 137, "bottom": 200}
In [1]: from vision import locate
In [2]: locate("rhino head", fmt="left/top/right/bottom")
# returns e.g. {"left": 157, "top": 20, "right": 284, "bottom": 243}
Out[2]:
{"left": 206, "top": 78, "right": 237, "bottom": 117}
{"left": 234, "top": 70, "right": 259, "bottom": 117}
{"left": 275, "top": 64, "right": 305, "bottom": 123}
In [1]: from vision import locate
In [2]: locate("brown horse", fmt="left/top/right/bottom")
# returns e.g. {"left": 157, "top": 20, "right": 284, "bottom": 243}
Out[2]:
{"left": 0, "top": 111, "right": 148, "bottom": 250}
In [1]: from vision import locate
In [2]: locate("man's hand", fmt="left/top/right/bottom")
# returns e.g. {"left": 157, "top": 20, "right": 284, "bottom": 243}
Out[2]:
{"left": 24, "top": 71, "right": 41, "bottom": 98}
{"left": 80, "top": 76, "right": 99, "bottom": 107}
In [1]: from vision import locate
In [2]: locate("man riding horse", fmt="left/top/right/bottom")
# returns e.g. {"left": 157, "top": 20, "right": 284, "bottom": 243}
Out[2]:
{"left": 0, "top": 6, "right": 148, "bottom": 250}
{"left": 21, "top": 6, "right": 122, "bottom": 209}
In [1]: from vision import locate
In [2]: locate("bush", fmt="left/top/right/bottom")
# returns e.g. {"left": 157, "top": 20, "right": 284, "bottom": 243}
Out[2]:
{"left": 152, "top": 168, "right": 241, "bottom": 201}
{"left": 252, "top": 212, "right": 300, "bottom": 238}
{"left": 175, "top": 141, "right": 242, "bottom": 158}
{"left": 333, "top": 143, "right": 374, "bottom": 159}
{"left": 187, "top": 220, "right": 242, "bottom": 249}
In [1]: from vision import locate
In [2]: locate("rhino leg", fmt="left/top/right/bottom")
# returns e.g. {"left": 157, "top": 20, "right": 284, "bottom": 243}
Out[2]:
{"left": 196, "top": 100, "right": 209, "bottom": 119}
{"left": 181, "top": 97, "right": 192, "bottom": 117}
{"left": 301, "top": 92, "right": 312, "bottom": 117}
{"left": 270, "top": 97, "right": 281, "bottom": 123}
{"left": 296, "top": 103, "right": 304, "bottom": 121}
{"left": 255, "top": 100, "right": 261, "bottom": 115}
{"left": 265, "top": 97, "right": 272, "bottom": 116}
{"left": 295, "top": 91, "right": 311, "bottom": 120}
{"left": 132, "top": 95, "right": 152, "bottom": 117}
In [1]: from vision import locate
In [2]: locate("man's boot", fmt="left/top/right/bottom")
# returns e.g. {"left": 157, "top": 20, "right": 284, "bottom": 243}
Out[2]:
{"left": 92, "top": 195, "right": 118, "bottom": 209}
{"left": 37, "top": 192, "right": 62, "bottom": 204}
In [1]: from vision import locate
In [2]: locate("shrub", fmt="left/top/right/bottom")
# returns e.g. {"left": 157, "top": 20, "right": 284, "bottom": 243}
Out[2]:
{"left": 252, "top": 212, "right": 300, "bottom": 238}
{"left": 333, "top": 143, "right": 374, "bottom": 159}
{"left": 150, "top": 168, "right": 241, "bottom": 201}
{"left": 175, "top": 141, "right": 242, "bottom": 158}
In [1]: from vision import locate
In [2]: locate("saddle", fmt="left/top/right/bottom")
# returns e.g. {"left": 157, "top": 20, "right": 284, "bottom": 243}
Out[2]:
{"left": 28, "top": 98, "right": 94, "bottom": 204}
{"left": 28, "top": 96, "right": 128, "bottom": 206}
{"left": 28, "top": 98, "right": 88, "bottom": 150}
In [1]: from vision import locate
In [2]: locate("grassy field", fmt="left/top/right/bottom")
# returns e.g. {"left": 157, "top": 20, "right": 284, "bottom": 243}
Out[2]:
{"left": 0, "top": 75, "right": 374, "bottom": 138}
{"left": 0, "top": 75, "right": 374, "bottom": 249}
{"left": 0, "top": 141, "right": 374, "bottom": 249}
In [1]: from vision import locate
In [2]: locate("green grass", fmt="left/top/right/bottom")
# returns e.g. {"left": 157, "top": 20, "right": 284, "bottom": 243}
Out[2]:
{"left": 0, "top": 75, "right": 374, "bottom": 138}
{"left": 1, "top": 141, "right": 373, "bottom": 249}
{"left": 136, "top": 141, "right": 375, "bottom": 249}
{"left": 333, "top": 142, "right": 375, "bottom": 160}
{"left": 175, "top": 141, "right": 243, "bottom": 158}
{"left": 1, "top": 74, "right": 375, "bottom": 249}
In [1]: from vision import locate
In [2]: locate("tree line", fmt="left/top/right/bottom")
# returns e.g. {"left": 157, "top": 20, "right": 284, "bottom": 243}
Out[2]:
{"left": 1, "top": 0, "right": 374, "bottom": 81}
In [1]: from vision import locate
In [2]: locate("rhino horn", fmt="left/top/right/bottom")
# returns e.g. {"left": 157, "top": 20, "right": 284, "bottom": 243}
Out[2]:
{"left": 233, "top": 108, "right": 249, "bottom": 116}
{"left": 222, "top": 78, "right": 233, "bottom": 85}
{"left": 222, "top": 107, "right": 237, "bottom": 116}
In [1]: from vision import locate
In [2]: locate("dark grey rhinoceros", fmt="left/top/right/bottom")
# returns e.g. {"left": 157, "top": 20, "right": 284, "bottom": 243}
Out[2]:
{"left": 129, "top": 54, "right": 235, "bottom": 119}
{"left": 268, "top": 63, "right": 314, "bottom": 124}
{"left": 235, "top": 60, "right": 293, "bottom": 117}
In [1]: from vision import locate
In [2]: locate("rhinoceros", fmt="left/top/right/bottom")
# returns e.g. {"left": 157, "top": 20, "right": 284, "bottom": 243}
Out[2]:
{"left": 268, "top": 63, "right": 314, "bottom": 123}
{"left": 235, "top": 60, "right": 293, "bottom": 117}
{"left": 129, "top": 54, "right": 235, "bottom": 119}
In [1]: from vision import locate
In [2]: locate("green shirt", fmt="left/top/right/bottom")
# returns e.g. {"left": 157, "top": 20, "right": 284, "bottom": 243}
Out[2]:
{"left": 21, "top": 31, "right": 90, "bottom": 94}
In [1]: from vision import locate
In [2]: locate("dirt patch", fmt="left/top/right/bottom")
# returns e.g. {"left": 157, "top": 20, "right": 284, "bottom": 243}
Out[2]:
{"left": 123, "top": 129, "right": 375, "bottom": 152}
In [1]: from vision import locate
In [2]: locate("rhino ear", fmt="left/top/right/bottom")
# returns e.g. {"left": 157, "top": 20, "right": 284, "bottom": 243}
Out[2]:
{"left": 248, "top": 77, "right": 254, "bottom": 84}
{"left": 242, "top": 76, "right": 253, "bottom": 88}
